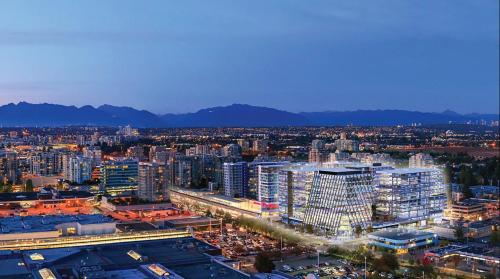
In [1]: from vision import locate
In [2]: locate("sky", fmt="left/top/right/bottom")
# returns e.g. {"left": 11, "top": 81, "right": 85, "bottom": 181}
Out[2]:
{"left": 0, "top": 1, "right": 498, "bottom": 114}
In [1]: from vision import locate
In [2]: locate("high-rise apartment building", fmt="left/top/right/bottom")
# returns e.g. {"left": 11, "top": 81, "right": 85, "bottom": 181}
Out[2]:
{"left": 222, "top": 144, "right": 241, "bottom": 157}
{"left": 308, "top": 140, "right": 328, "bottom": 163}
{"left": 409, "top": 153, "right": 434, "bottom": 168}
{"left": 257, "top": 163, "right": 288, "bottom": 204}
{"left": 83, "top": 146, "right": 102, "bottom": 167}
{"left": 29, "top": 151, "right": 61, "bottom": 176}
{"left": 252, "top": 139, "right": 269, "bottom": 153}
{"left": 223, "top": 162, "right": 248, "bottom": 198}
{"left": 138, "top": 162, "right": 168, "bottom": 201}
{"left": 64, "top": 156, "right": 93, "bottom": 184}
{"left": 127, "top": 146, "right": 146, "bottom": 162}
{"left": 0, "top": 151, "right": 19, "bottom": 184}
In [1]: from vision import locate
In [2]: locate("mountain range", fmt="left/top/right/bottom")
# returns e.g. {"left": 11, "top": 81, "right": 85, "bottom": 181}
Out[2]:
{"left": 0, "top": 102, "right": 497, "bottom": 127}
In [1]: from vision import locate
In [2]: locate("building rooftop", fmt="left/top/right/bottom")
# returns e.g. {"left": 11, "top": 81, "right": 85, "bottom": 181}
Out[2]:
{"left": 318, "top": 168, "right": 366, "bottom": 175}
{"left": 0, "top": 214, "right": 113, "bottom": 234}
{"left": 0, "top": 190, "right": 93, "bottom": 202}
{"left": 6, "top": 237, "right": 249, "bottom": 279}
{"left": 369, "top": 229, "right": 435, "bottom": 240}
{"left": 377, "top": 168, "right": 435, "bottom": 175}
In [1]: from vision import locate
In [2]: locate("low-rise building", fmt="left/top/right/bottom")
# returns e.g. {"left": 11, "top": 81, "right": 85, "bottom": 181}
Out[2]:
{"left": 369, "top": 229, "right": 438, "bottom": 253}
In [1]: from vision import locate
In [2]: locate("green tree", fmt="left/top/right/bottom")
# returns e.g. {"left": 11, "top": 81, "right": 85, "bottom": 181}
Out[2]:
{"left": 25, "top": 179, "right": 34, "bottom": 192}
{"left": 205, "top": 209, "right": 213, "bottom": 218}
{"left": 223, "top": 212, "right": 233, "bottom": 224}
{"left": 354, "top": 225, "right": 363, "bottom": 238}
{"left": 373, "top": 253, "right": 399, "bottom": 273}
{"left": 305, "top": 224, "right": 314, "bottom": 234}
{"left": 454, "top": 227, "right": 465, "bottom": 242}
{"left": 254, "top": 252, "right": 275, "bottom": 273}
{"left": 371, "top": 204, "right": 377, "bottom": 221}
{"left": 490, "top": 230, "right": 500, "bottom": 247}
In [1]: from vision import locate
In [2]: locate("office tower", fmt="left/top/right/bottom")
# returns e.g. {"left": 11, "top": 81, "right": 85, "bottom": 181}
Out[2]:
{"left": 237, "top": 139, "right": 250, "bottom": 152}
{"left": 83, "top": 146, "right": 102, "bottom": 167}
{"left": 375, "top": 168, "right": 445, "bottom": 222}
{"left": 409, "top": 153, "right": 434, "bottom": 168}
{"left": 138, "top": 162, "right": 168, "bottom": 201}
{"left": 127, "top": 146, "right": 146, "bottom": 162}
{"left": 308, "top": 140, "right": 328, "bottom": 163}
{"left": 278, "top": 165, "right": 316, "bottom": 223}
{"left": 223, "top": 162, "right": 248, "bottom": 198}
{"left": 252, "top": 139, "right": 269, "bottom": 153}
{"left": 64, "top": 156, "right": 93, "bottom": 184}
{"left": 303, "top": 169, "right": 374, "bottom": 238}
{"left": 222, "top": 144, "right": 241, "bottom": 157}
{"left": 257, "top": 163, "right": 288, "bottom": 204}
{"left": 99, "top": 158, "right": 138, "bottom": 193}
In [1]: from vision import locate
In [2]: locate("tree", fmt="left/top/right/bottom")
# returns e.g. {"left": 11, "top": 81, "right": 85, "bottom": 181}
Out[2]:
{"left": 490, "top": 230, "right": 500, "bottom": 247}
{"left": 371, "top": 204, "right": 378, "bottom": 221}
{"left": 254, "top": 252, "right": 275, "bottom": 273}
{"left": 305, "top": 224, "right": 314, "bottom": 234}
{"left": 223, "top": 212, "right": 233, "bottom": 224}
{"left": 366, "top": 226, "right": 374, "bottom": 233}
{"left": 205, "top": 209, "right": 213, "bottom": 218}
{"left": 454, "top": 227, "right": 465, "bottom": 242}
{"left": 373, "top": 253, "right": 399, "bottom": 273}
{"left": 355, "top": 225, "right": 363, "bottom": 238}
{"left": 25, "top": 179, "right": 34, "bottom": 192}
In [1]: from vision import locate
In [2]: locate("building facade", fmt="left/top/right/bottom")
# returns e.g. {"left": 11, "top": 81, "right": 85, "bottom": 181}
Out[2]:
{"left": 303, "top": 169, "right": 374, "bottom": 238}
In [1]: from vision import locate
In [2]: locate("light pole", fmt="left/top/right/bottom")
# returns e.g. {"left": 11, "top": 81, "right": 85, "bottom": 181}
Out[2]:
{"left": 364, "top": 256, "right": 367, "bottom": 279}
{"left": 280, "top": 235, "right": 283, "bottom": 262}
{"left": 317, "top": 249, "right": 320, "bottom": 273}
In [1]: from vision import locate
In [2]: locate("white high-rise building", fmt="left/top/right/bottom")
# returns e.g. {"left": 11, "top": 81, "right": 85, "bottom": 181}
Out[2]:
{"left": 63, "top": 156, "right": 92, "bottom": 184}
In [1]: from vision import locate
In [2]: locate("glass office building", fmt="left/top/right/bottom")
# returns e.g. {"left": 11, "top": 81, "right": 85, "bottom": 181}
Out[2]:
{"left": 100, "top": 158, "right": 139, "bottom": 194}
{"left": 278, "top": 165, "right": 316, "bottom": 224}
{"left": 375, "top": 168, "right": 445, "bottom": 222}
{"left": 303, "top": 168, "right": 374, "bottom": 238}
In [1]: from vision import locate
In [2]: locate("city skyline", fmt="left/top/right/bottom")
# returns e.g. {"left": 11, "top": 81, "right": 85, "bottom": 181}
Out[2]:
{"left": 1, "top": 1, "right": 499, "bottom": 114}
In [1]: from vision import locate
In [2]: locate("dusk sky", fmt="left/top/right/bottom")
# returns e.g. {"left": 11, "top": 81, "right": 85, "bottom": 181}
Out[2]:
{"left": 0, "top": 1, "right": 498, "bottom": 114}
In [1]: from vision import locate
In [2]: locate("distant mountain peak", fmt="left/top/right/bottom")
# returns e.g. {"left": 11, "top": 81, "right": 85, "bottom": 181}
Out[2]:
{"left": 0, "top": 102, "right": 497, "bottom": 127}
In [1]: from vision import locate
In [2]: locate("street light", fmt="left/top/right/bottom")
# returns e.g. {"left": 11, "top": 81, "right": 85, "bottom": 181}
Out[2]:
{"left": 364, "top": 256, "right": 367, "bottom": 279}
